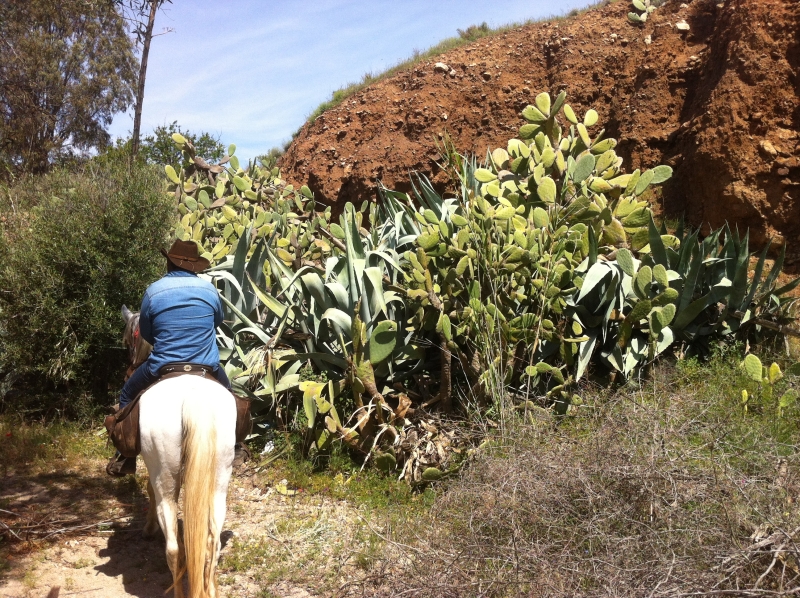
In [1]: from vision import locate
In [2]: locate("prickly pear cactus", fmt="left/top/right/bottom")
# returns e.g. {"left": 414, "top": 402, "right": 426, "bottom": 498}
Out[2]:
{"left": 165, "top": 133, "right": 333, "bottom": 270}
{"left": 628, "top": 0, "right": 664, "bottom": 24}
{"left": 478, "top": 90, "right": 672, "bottom": 252}
{"left": 394, "top": 90, "right": 675, "bottom": 410}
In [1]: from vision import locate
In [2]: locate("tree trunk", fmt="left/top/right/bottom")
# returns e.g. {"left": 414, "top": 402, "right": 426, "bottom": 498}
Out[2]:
{"left": 130, "top": 0, "right": 157, "bottom": 157}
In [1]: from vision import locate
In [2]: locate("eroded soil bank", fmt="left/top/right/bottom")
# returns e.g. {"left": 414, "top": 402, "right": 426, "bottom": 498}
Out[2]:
{"left": 282, "top": 0, "right": 800, "bottom": 262}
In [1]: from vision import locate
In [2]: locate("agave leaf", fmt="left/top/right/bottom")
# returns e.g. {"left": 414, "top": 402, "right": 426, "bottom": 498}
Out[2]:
{"left": 673, "top": 292, "right": 712, "bottom": 330}
{"left": 727, "top": 237, "right": 751, "bottom": 313}
{"left": 270, "top": 373, "right": 300, "bottom": 394}
{"left": 364, "top": 266, "right": 389, "bottom": 319}
{"left": 656, "top": 326, "right": 674, "bottom": 354}
{"left": 325, "top": 281, "right": 349, "bottom": 308}
{"left": 576, "top": 330, "right": 598, "bottom": 380}
{"left": 245, "top": 271, "right": 289, "bottom": 320}
{"left": 773, "top": 276, "right": 800, "bottom": 297}
{"left": 282, "top": 351, "right": 349, "bottom": 370}
{"left": 759, "top": 244, "right": 786, "bottom": 297}
{"left": 576, "top": 262, "right": 612, "bottom": 303}
{"left": 322, "top": 308, "right": 353, "bottom": 336}
{"left": 217, "top": 294, "right": 273, "bottom": 346}
{"left": 742, "top": 241, "right": 770, "bottom": 310}
{"left": 587, "top": 223, "right": 598, "bottom": 266}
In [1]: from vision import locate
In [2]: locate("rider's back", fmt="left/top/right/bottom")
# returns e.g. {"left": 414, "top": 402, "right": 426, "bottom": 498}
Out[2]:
{"left": 139, "top": 270, "right": 222, "bottom": 375}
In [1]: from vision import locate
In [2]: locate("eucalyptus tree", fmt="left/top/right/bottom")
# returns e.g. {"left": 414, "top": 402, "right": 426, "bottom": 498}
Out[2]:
{"left": 0, "top": 0, "right": 137, "bottom": 174}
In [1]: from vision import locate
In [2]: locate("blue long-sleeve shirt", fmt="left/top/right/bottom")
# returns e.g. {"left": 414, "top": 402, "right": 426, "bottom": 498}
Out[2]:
{"left": 139, "top": 270, "right": 223, "bottom": 376}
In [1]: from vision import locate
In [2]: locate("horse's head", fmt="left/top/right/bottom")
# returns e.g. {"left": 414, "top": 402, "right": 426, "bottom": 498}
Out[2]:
{"left": 122, "top": 305, "right": 152, "bottom": 375}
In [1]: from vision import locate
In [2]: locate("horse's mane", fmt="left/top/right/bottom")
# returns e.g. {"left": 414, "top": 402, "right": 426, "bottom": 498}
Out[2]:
{"left": 123, "top": 311, "right": 153, "bottom": 366}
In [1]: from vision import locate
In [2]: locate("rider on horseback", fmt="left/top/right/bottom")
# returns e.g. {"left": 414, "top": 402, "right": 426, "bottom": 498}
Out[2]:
{"left": 106, "top": 239, "right": 235, "bottom": 476}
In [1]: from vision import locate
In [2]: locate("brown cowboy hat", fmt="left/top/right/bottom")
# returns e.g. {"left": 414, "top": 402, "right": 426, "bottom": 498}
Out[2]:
{"left": 160, "top": 239, "right": 210, "bottom": 273}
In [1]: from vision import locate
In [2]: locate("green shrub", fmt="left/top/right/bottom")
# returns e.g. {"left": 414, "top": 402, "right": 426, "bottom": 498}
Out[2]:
{"left": 0, "top": 154, "right": 174, "bottom": 411}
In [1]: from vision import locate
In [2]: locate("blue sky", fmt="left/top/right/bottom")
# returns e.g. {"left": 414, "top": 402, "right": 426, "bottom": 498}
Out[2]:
{"left": 109, "top": 0, "right": 593, "bottom": 162}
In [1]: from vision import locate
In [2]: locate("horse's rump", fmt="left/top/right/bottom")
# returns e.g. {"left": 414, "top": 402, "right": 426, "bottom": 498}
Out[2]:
{"left": 140, "top": 376, "right": 236, "bottom": 598}
{"left": 105, "top": 368, "right": 239, "bottom": 458}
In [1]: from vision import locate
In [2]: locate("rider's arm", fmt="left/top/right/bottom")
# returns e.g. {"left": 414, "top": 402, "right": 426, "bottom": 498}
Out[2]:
{"left": 139, "top": 292, "right": 155, "bottom": 345}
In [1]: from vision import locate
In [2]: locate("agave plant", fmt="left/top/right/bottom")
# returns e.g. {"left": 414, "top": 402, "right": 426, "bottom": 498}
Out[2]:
{"left": 202, "top": 202, "right": 424, "bottom": 456}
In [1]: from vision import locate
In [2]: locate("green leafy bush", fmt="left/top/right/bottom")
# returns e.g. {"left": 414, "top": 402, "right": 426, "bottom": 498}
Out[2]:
{"left": 0, "top": 155, "right": 174, "bottom": 410}
{"left": 140, "top": 121, "right": 225, "bottom": 167}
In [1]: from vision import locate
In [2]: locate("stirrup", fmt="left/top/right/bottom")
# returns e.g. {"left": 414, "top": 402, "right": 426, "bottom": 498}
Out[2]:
{"left": 233, "top": 443, "right": 251, "bottom": 468}
{"left": 106, "top": 453, "right": 136, "bottom": 477}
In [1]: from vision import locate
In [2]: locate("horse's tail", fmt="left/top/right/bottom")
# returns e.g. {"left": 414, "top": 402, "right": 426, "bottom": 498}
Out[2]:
{"left": 181, "top": 394, "right": 218, "bottom": 598}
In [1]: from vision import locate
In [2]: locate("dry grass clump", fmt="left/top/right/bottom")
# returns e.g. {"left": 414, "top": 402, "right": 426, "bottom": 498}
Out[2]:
{"left": 342, "top": 350, "right": 800, "bottom": 597}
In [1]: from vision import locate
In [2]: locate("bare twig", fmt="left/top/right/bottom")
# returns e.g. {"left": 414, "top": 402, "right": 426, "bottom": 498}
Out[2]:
{"left": 317, "top": 225, "right": 346, "bottom": 252}
{"left": 0, "top": 519, "right": 23, "bottom": 542}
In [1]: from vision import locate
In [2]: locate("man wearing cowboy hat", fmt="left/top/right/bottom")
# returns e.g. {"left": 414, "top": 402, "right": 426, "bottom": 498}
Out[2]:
{"left": 107, "top": 239, "right": 232, "bottom": 476}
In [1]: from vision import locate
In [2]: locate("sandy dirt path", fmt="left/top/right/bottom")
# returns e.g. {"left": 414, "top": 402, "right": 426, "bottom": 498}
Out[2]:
{"left": 0, "top": 455, "right": 365, "bottom": 598}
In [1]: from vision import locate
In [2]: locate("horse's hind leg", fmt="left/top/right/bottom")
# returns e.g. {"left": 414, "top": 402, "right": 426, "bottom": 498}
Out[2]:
{"left": 207, "top": 484, "right": 230, "bottom": 598}
{"left": 159, "top": 498, "right": 184, "bottom": 598}
{"left": 142, "top": 479, "right": 159, "bottom": 539}
{"left": 150, "top": 479, "right": 184, "bottom": 598}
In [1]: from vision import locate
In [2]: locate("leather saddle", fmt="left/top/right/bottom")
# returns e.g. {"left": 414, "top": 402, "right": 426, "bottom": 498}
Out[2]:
{"left": 104, "top": 363, "right": 252, "bottom": 458}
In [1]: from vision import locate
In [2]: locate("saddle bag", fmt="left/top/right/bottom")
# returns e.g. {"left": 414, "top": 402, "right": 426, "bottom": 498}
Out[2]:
{"left": 235, "top": 393, "right": 252, "bottom": 443}
{"left": 104, "top": 396, "right": 141, "bottom": 458}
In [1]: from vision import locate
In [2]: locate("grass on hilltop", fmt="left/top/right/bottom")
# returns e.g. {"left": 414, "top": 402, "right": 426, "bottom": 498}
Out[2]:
{"left": 298, "top": 0, "right": 615, "bottom": 134}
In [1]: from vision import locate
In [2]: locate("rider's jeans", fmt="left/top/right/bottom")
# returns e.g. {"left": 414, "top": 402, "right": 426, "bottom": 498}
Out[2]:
{"left": 119, "top": 364, "right": 231, "bottom": 409}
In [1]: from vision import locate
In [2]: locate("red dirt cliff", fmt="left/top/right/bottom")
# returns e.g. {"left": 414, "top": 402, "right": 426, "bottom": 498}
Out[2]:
{"left": 281, "top": 0, "right": 800, "bottom": 262}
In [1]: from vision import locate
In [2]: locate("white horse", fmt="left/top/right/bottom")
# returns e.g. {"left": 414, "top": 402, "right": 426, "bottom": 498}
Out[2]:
{"left": 123, "top": 307, "right": 236, "bottom": 598}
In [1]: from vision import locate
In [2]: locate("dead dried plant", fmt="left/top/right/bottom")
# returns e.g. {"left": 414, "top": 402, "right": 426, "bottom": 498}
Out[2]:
{"left": 338, "top": 351, "right": 800, "bottom": 597}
